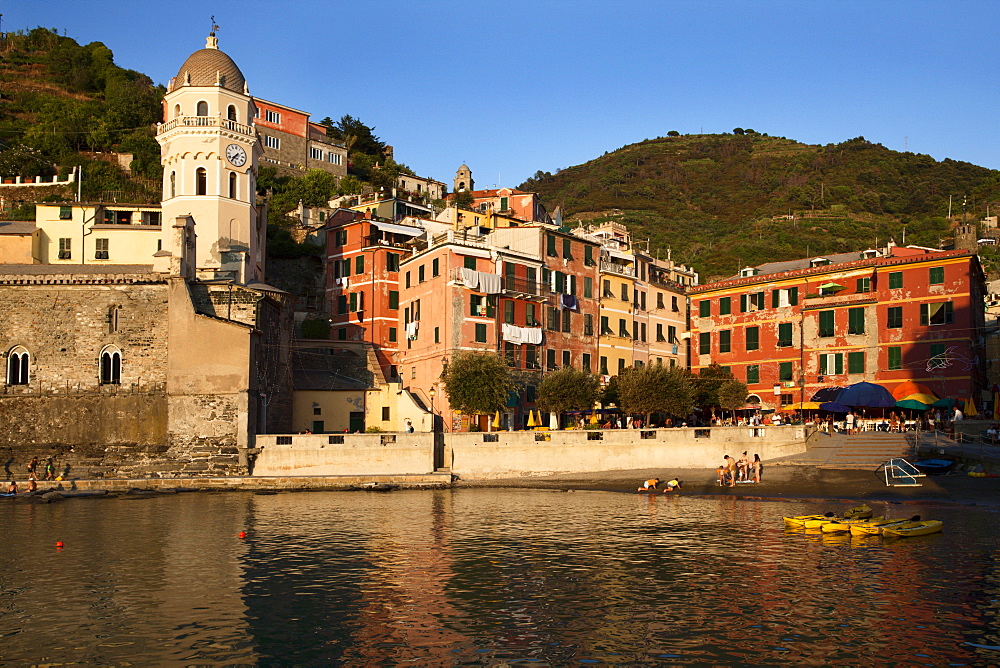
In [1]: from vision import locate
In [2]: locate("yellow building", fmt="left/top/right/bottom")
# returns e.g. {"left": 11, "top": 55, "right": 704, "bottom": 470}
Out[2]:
{"left": 34, "top": 203, "right": 163, "bottom": 265}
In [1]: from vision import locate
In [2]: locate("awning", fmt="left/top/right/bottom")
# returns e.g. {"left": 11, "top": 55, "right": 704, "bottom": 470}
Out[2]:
{"left": 608, "top": 249, "right": 632, "bottom": 261}
{"left": 372, "top": 221, "right": 424, "bottom": 237}
{"left": 819, "top": 282, "right": 845, "bottom": 291}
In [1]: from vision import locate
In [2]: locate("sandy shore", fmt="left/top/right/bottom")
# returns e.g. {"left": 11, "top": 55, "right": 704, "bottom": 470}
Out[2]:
{"left": 453, "top": 464, "right": 1000, "bottom": 508}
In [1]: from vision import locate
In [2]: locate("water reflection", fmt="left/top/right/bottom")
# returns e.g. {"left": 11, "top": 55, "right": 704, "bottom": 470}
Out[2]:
{"left": 0, "top": 490, "right": 997, "bottom": 665}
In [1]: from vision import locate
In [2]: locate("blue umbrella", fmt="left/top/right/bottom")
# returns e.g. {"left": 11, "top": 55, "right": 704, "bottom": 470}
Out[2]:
{"left": 811, "top": 387, "right": 848, "bottom": 403}
{"left": 820, "top": 401, "right": 851, "bottom": 413}
{"left": 836, "top": 382, "right": 897, "bottom": 408}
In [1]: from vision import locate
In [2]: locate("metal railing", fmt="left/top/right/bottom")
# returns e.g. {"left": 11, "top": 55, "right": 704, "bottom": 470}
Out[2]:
{"left": 157, "top": 116, "right": 254, "bottom": 136}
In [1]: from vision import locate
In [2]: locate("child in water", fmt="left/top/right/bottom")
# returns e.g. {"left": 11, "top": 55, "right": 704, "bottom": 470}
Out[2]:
{"left": 662, "top": 479, "right": 682, "bottom": 492}
{"left": 637, "top": 478, "right": 660, "bottom": 492}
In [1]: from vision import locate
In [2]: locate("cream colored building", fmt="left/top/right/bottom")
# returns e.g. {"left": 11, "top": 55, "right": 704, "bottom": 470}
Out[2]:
{"left": 0, "top": 222, "right": 38, "bottom": 264}
{"left": 33, "top": 203, "right": 162, "bottom": 265}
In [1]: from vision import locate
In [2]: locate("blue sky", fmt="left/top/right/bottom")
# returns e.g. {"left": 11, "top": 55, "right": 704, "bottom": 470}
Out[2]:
{"left": 8, "top": 1, "right": 999, "bottom": 189}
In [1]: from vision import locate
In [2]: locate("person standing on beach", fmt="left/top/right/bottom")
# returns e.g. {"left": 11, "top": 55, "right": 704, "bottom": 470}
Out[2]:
{"left": 44, "top": 458, "right": 55, "bottom": 481}
{"left": 751, "top": 454, "right": 762, "bottom": 483}
{"left": 26, "top": 457, "right": 39, "bottom": 481}
{"left": 723, "top": 455, "right": 736, "bottom": 487}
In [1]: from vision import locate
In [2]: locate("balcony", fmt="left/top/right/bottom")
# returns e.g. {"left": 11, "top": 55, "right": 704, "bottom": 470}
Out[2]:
{"left": 601, "top": 261, "right": 636, "bottom": 277}
{"left": 649, "top": 274, "right": 686, "bottom": 291}
{"left": 502, "top": 275, "right": 548, "bottom": 300}
{"left": 362, "top": 234, "right": 425, "bottom": 252}
{"left": 157, "top": 115, "right": 254, "bottom": 137}
{"left": 802, "top": 291, "right": 878, "bottom": 310}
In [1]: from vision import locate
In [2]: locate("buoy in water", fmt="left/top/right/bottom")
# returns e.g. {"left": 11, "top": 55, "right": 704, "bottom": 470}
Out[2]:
{"left": 238, "top": 531, "right": 246, "bottom": 539}
{"left": 55, "top": 541, "right": 64, "bottom": 549}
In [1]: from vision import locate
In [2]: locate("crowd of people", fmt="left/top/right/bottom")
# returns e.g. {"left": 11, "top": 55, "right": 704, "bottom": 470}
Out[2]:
{"left": 718, "top": 451, "right": 761, "bottom": 487}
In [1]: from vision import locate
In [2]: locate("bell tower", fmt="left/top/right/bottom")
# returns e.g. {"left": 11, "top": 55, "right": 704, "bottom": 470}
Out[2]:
{"left": 156, "top": 31, "right": 264, "bottom": 283}
{"left": 454, "top": 164, "right": 474, "bottom": 193}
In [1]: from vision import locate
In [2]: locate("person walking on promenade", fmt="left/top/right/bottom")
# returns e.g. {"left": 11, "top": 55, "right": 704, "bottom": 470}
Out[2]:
{"left": 26, "top": 457, "right": 39, "bottom": 481}
{"left": 44, "top": 458, "right": 55, "bottom": 481}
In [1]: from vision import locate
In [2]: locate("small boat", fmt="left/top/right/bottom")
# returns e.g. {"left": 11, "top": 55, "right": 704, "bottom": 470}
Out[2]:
{"left": 783, "top": 514, "right": 832, "bottom": 528}
{"left": 881, "top": 520, "right": 943, "bottom": 538}
{"left": 843, "top": 504, "right": 873, "bottom": 520}
{"left": 913, "top": 459, "right": 956, "bottom": 475}
{"left": 821, "top": 517, "right": 885, "bottom": 533}
{"left": 849, "top": 516, "right": 921, "bottom": 536}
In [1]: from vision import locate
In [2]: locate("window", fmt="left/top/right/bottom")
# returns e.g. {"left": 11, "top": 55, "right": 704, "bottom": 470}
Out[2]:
{"left": 169, "top": 171, "right": 176, "bottom": 198}
{"left": 584, "top": 314, "right": 593, "bottom": 336}
{"left": 619, "top": 319, "right": 630, "bottom": 338}
{"left": 779, "top": 362, "right": 793, "bottom": 382}
{"left": 745, "top": 326, "right": 759, "bottom": 351}
{"left": 526, "top": 303, "right": 537, "bottom": 327}
{"left": 100, "top": 348, "right": 121, "bottom": 385}
{"left": 618, "top": 358, "right": 626, "bottom": 372}
{"left": 848, "top": 307, "right": 865, "bottom": 335}
{"left": 336, "top": 295, "right": 347, "bottom": 314}
{"left": 888, "top": 271, "right": 903, "bottom": 289}
{"left": 584, "top": 276, "right": 593, "bottom": 299}
{"left": 388, "top": 291, "right": 399, "bottom": 310}
{"left": 719, "top": 329, "right": 731, "bottom": 353}
{"left": 355, "top": 255, "right": 364, "bottom": 274}
{"left": 334, "top": 229, "right": 348, "bottom": 246}
{"left": 780, "top": 394, "right": 794, "bottom": 407}
{"left": 471, "top": 295, "right": 486, "bottom": 317}
{"left": 546, "top": 235, "right": 557, "bottom": 257}
{"left": 772, "top": 287, "right": 798, "bottom": 307}
{"left": 746, "top": 364, "right": 759, "bottom": 384}
{"left": 108, "top": 306, "right": 120, "bottom": 334}
{"left": 600, "top": 316, "right": 612, "bottom": 335}
{"left": 309, "top": 146, "right": 324, "bottom": 160}
{"left": 418, "top": 265, "right": 425, "bottom": 283}
{"left": 699, "top": 332, "right": 711, "bottom": 355}
{"left": 562, "top": 239, "right": 573, "bottom": 259}
{"left": 582, "top": 353, "right": 592, "bottom": 372}
{"left": 603, "top": 280, "right": 613, "bottom": 298}
{"left": 562, "top": 350, "right": 571, "bottom": 368}
{"left": 818, "top": 310, "right": 835, "bottom": 337}
{"left": 719, "top": 296, "right": 731, "bottom": 315}
{"left": 432, "top": 258, "right": 440, "bottom": 277}
{"left": 656, "top": 324, "right": 666, "bottom": 342}
{"left": 657, "top": 293, "right": 665, "bottom": 310}
{"left": 95, "top": 238, "right": 109, "bottom": 260}
{"left": 668, "top": 326, "right": 677, "bottom": 343}
{"left": 600, "top": 356, "right": 609, "bottom": 374}
{"left": 562, "top": 309, "right": 571, "bottom": 333}
{"left": 328, "top": 152, "right": 342, "bottom": 165}
{"left": 504, "top": 300, "right": 515, "bottom": 324}
{"left": 500, "top": 196, "right": 509, "bottom": 211}
{"left": 6, "top": 347, "right": 29, "bottom": 385}
{"left": 929, "top": 266, "right": 944, "bottom": 285}
{"left": 58, "top": 238, "right": 71, "bottom": 260}
{"left": 547, "top": 349, "right": 557, "bottom": 370}
{"left": 404, "top": 271, "right": 412, "bottom": 289}
{"left": 475, "top": 323, "right": 487, "bottom": 343}
{"left": 819, "top": 352, "right": 843, "bottom": 376}
{"left": 778, "top": 322, "right": 793, "bottom": 347}
{"left": 59, "top": 206, "right": 72, "bottom": 220}
{"left": 196, "top": 100, "right": 208, "bottom": 116}
{"left": 742, "top": 292, "right": 765, "bottom": 312}
{"left": 621, "top": 284, "right": 629, "bottom": 302}
{"left": 640, "top": 322, "right": 646, "bottom": 342}
{"left": 672, "top": 295, "right": 679, "bottom": 312}
{"left": 848, "top": 351, "right": 865, "bottom": 374}
{"left": 381, "top": 407, "right": 390, "bottom": 421}
{"left": 856, "top": 277, "right": 871, "bottom": 293}
{"left": 699, "top": 300, "right": 711, "bottom": 317}
{"left": 386, "top": 253, "right": 400, "bottom": 272}
{"left": 464, "top": 256, "right": 477, "bottom": 270}
{"left": 930, "top": 342, "right": 946, "bottom": 358}
{"left": 387, "top": 327, "right": 397, "bottom": 343}
{"left": 584, "top": 245, "right": 595, "bottom": 266}
{"left": 920, "top": 302, "right": 954, "bottom": 326}
{"left": 888, "top": 346, "right": 902, "bottom": 370}
{"left": 229, "top": 172, "right": 237, "bottom": 199}
{"left": 887, "top": 306, "right": 902, "bottom": 328}
{"left": 434, "top": 327, "right": 440, "bottom": 343}
{"left": 196, "top": 167, "right": 207, "bottom": 196}
{"left": 264, "top": 135, "right": 280, "bottom": 149}
{"left": 547, "top": 306, "right": 560, "bottom": 331}
{"left": 265, "top": 109, "right": 281, "bottom": 123}
{"left": 227, "top": 105, "right": 237, "bottom": 122}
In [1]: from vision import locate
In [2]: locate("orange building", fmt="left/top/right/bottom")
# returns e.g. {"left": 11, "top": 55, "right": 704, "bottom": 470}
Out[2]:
{"left": 689, "top": 245, "right": 986, "bottom": 409}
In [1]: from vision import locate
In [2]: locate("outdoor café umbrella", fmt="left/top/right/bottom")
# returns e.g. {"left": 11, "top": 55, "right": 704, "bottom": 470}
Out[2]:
{"left": 811, "top": 387, "right": 847, "bottom": 403}
{"left": 837, "top": 382, "right": 897, "bottom": 408}
{"left": 891, "top": 380, "right": 938, "bottom": 401}
{"left": 932, "top": 397, "right": 958, "bottom": 409}
{"left": 789, "top": 401, "right": 823, "bottom": 410}
{"left": 896, "top": 399, "right": 931, "bottom": 411}
{"left": 964, "top": 398, "right": 978, "bottom": 418}
{"left": 527, "top": 410, "right": 537, "bottom": 427}
{"left": 899, "top": 392, "right": 937, "bottom": 406}
{"left": 492, "top": 411, "right": 501, "bottom": 429}
{"left": 819, "top": 401, "right": 851, "bottom": 413}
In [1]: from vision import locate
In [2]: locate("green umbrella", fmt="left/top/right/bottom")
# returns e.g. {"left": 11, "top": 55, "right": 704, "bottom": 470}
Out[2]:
{"left": 931, "top": 397, "right": 958, "bottom": 409}
{"left": 896, "top": 399, "right": 930, "bottom": 411}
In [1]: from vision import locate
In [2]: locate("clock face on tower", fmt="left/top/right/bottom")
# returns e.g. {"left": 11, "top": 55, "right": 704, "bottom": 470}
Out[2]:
{"left": 226, "top": 143, "right": 247, "bottom": 167}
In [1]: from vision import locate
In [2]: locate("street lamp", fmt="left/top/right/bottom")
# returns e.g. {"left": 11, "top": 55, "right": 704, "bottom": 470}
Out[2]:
{"left": 428, "top": 388, "right": 436, "bottom": 431}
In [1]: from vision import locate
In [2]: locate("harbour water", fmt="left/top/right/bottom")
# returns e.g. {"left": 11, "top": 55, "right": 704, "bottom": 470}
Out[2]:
{"left": 0, "top": 489, "right": 997, "bottom": 665}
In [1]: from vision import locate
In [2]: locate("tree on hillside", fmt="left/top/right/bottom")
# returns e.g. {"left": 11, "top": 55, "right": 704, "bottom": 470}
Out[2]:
{"left": 536, "top": 368, "right": 600, "bottom": 424}
{"left": 617, "top": 365, "right": 695, "bottom": 421}
{"left": 667, "top": 130, "right": 680, "bottom": 137}
{"left": 441, "top": 351, "right": 514, "bottom": 418}
{"left": 733, "top": 127, "right": 745, "bottom": 135}
{"left": 453, "top": 190, "right": 474, "bottom": 210}
{"left": 326, "top": 115, "right": 386, "bottom": 157}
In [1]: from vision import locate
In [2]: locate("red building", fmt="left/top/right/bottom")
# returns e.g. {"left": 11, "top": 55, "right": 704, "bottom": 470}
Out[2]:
{"left": 689, "top": 245, "right": 986, "bottom": 409}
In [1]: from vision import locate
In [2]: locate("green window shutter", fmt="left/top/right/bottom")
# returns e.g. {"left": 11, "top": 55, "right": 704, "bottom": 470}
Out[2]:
{"left": 888, "top": 346, "right": 901, "bottom": 370}
{"left": 563, "top": 239, "right": 572, "bottom": 259}
{"left": 475, "top": 323, "right": 487, "bottom": 342}
{"left": 920, "top": 304, "right": 929, "bottom": 326}
{"left": 504, "top": 300, "right": 514, "bottom": 324}
{"left": 584, "top": 245, "right": 594, "bottom": 265}
{"left": 349, "top": 293, "right": 357, "bottom": 311}
{"left": 889, "top": 272, "right": 903, "bottom": 289}
{"left": 547, "top": 235, "right": 557, "bottom": 256}
{"left": 486, "top": 296, "right": 495, "bottom": 318}
{"left": 819, "top": 310, "right": 835, "bottom": 337}
{"left": 432, "top": 258, "right": 439, "bottom": 277}
{"left": 848, "top": 351, "right": 864, "bottom": 374}
{"left": 700, "top": 300, "right": 711, "bottom": 317}
{"left": 771, "top": 290, "right": 779, "bottom": 308}
{"left": 555, "top": 271, "right": 566, "bottom": 293}
{"left": 778, "top": 322, "right": 792, "bottom": 347}
{"left": 388, "top": 291, "right": 399, "bottom": 309}
{"left": 699, "top": 332, "right": 711, "bottom": 355}
{"left": 584, "top": 276, "right": 593, "bottom": 298}
{"left": 388, "top": 327, "right": 397, "bottom": 342}
{"left": 887, "top": 306, "right": 902, "bottom": 328}
{"left": 740, "top": 294, "right": 747, "bottom": 312}
{"left": 337, "top": 295, "right": 347, "bottom": 314}
{"left": 719, "top": 297, "right": 731, "bottom": 315}
{"left": 848, "top": 307, "right": 865, "bottom": 334}
{"left": 789, "top": 287, "right": 798, "bottom": 305}
{"left": 929, "top": 266, "right": 944, "bottom": 284}
{"left": 464, "top": 256, "right": 477, "bottom": 270}
{"left": 779, "top": 361, "right": 792, "bottom": 381}
{"left": 719, "top": 329, "right": 731, "bottom": 353}
{"left": 835, "top": 353, "right": 843, "bottom": 375}
{"left": 747, "top": 364, "right": 759, "bottom": 384}
{"left": 930, "top": 343, "right": 946, "bottom": 357}
{"left": 756, "top": 292, "right": 765, "bottom": 309}
{"left": 746, "top": 326, "right": 759, "bottom": 350}
{"left": 819, "top": 354, "right": 827, "bottom": 375}
{"left": 355, "top": 255, "right": 364, "bottom": 274}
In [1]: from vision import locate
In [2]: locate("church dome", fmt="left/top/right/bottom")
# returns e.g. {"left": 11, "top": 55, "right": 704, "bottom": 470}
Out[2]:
{"left": 171, "top": 35, "right": 246, "bottom": 93}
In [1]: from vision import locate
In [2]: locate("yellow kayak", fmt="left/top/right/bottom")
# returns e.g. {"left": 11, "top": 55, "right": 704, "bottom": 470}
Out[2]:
{"left": 881, "top": 520, "right": 943, "bottom": 538}
{"left": 821, "top": 517, "right": 885, "bottom": 533}
{"left": 783, "top": 514, "right": 831, "bottom": 528}
{"left": 849, "top": 516, "right": 920, "bottom": 536}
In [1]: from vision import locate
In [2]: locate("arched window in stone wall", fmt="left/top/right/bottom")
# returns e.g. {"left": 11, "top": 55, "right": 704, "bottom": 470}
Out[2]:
{"left": 196, "top": 100, "right": 208, "bottom": 116}
{"left": 227, "top": 105, "right": 237, "bottom": 122}
{"left": 173, "top": 103, "right": 181, "bottom": 119}
{"left": 196, "top": 167, "right": 207, "bottom": 196}
{"left": 229, "top": 172, "right": 237, "bottom": 199}
{"left": 100, "top": 346, "right": 121, "bottom": 385}
{"left": 6, "top": 346, "right": 29, "bottom": 385}
{"left": 169, "top": 171, "right": 176, "bottom": 198}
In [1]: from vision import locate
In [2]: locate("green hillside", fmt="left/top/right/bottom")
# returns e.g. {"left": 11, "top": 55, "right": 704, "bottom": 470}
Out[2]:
{"left": 520, "top": 133, "right": 1000, "bottom": 280}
